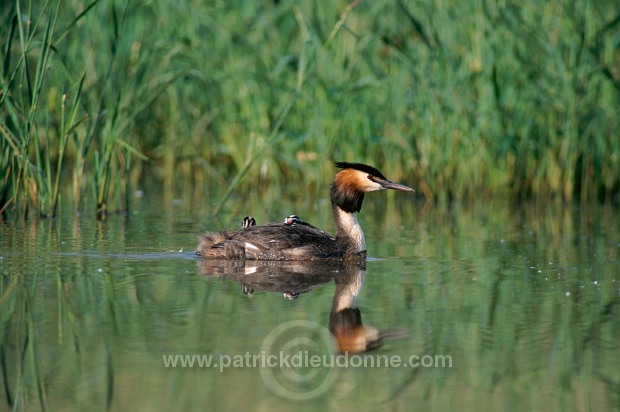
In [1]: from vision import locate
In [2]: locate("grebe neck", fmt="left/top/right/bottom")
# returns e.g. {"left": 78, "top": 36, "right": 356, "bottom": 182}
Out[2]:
{"left": 333, "top": 205, "right": 366, "bottom": 254}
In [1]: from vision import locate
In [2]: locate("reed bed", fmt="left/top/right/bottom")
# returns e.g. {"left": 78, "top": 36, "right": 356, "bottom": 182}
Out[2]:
{"left": 1, "top": 0, "right": 619, "bottom": 218}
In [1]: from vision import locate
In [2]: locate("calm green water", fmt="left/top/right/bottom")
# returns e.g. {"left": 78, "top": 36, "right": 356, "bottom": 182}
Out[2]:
{"left": 1, "top": 194, "right": 618, "bottom": 411}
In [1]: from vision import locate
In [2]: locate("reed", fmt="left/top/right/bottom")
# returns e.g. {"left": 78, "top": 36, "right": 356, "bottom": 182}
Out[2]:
{"left": 1, "top": 0, "right": 619, "bottom": 219}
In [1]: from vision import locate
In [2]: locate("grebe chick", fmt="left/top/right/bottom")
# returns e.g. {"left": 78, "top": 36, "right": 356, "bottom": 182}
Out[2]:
{"left": 283, "top": 215, "right": 301, "bottom": 225}
{"left": 283, "top": 214, "right": 333, "bottom": 239}
{"left": 242, "top": 216, "right": 256, "bottom": 228}
{"left": 196, "top": 162, "right": 414, "bottom": 260}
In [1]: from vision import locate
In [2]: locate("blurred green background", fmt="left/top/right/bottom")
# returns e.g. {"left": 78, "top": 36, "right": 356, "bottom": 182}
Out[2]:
{"left": 1, "top": 0, "right": 619, "bottom": 218}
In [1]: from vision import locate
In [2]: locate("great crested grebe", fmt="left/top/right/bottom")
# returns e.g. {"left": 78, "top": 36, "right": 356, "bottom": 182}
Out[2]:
{"left": 196, "top": 162, "right": 414, "bottom": 260}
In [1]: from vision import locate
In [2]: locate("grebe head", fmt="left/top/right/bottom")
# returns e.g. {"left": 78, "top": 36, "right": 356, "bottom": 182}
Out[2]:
{"left": 330, "top": 162, "right": 414, "bottom": 213}
{"left": 283, "top": 215, "right": 301, "bottom": 225}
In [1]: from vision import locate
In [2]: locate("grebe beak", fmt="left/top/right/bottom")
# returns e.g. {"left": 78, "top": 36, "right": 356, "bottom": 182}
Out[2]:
{"left": 372, "top": 177, "right": 415, "bottom": 192}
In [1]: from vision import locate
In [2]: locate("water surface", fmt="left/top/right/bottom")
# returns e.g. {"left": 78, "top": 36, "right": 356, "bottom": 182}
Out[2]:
{"left": 1, "top": 196, "right": 618, "bottom": 411}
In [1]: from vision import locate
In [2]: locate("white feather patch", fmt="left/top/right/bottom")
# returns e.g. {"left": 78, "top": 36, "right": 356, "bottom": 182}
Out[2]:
{"left": 245, "top": 242, "right": 259, "bottom": 251}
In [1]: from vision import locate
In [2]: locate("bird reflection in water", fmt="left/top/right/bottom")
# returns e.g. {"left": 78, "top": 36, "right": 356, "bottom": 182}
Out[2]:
{"left": 197, "top": 257, "right": 407, "bottom": 353}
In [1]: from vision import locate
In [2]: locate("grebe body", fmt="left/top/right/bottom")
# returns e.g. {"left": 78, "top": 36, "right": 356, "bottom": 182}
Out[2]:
{"left": 197, "top": 162, "right": 413, "bottom": 260}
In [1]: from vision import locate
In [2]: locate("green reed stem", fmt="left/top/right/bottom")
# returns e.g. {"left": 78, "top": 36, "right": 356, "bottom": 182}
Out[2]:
{"left": 212, "top": 0, "right": 361, "bottom": 216}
